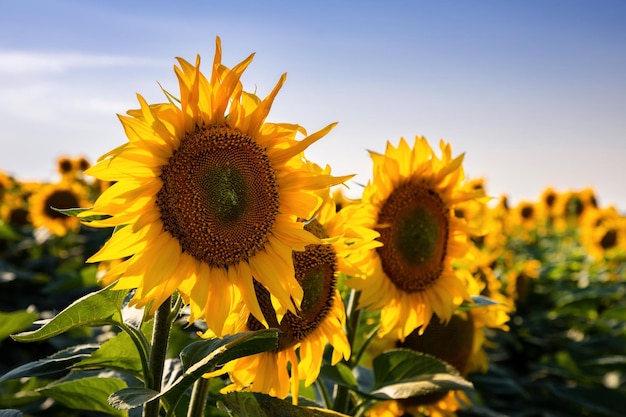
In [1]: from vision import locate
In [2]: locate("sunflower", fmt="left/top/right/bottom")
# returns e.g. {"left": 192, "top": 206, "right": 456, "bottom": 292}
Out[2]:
{"left": 29, "top": 182, "right": 91, "bottom": 236}
{"left": 0, "top": 171, "right": 16, "bottom": 202}
{"left": 81, "top": 38, "right": 349, "bottom": 333}
{"left": 506, "top": 200, "right": 539, "bottom": 241}
{"left": 1, "top": 196, "right": 30, "bottom": 227}
{"left": 347, "top": 136, "right": 483, "bottom": 340}
{"left": 538, "top": 186, "right": 560, "bottom": 222}
{"left": 554, "top": 188, "right": 599, "bottom": 232}
{"left": 580, "top": 206, "right": 626, "bottom": 262}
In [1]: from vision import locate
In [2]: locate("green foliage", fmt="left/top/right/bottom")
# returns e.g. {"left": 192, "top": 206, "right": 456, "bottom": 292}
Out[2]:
{"left": 370, "top": 350, "right": 473, "bottom": 400}
{"left": 12, "top": 284, "right": 127, "bottom": 343}
{"left": 0, "top": 311, "right": 37, "bottom": 342}
{"left": 465, "top": 226, "right": 626, "bottom": 417}
{"left": 220, "top": 392, "right": 350, "bottom": 417}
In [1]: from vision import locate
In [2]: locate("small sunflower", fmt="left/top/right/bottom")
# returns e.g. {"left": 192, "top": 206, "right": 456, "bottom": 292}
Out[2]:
{"left": 506, "top": 200, "right": 538, "bottom": 241}
{"left": 581, "top": 206, "right": 626, "bottom": 262}
{"left": 554, "top": 188, "right": 599, "bottom": 231}
{"left": 1, "top": 196, "right": 30, "bottom": 227}
{"left": 29, "top": 182, "right": 90, "bottom": 236}
{"left": 348, "top": 136, "right": 483, "bottom": 340}
{"left": 538, "top": 186, "right": 560, "bottom": 222}
{"left": 81, "top": 38, "right": 348, "bottom": 333}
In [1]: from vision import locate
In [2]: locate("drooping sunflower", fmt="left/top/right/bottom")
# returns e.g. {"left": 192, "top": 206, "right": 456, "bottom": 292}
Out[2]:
{"left": 29, "top": 182, "right": 91, "bottom": 236}
{"left": 81, "top": 38, "right": 348, "bottom": 333}
{"left": 204, "top": 165, "right": 378, "bottom": 402}
{"left": 365, "top": 287, "right": 509, "bottom": 417}
{"left": 364, "top": 312, "right": 478, "bottom": 417}
{"left": 347, "top": 136, "right": 483, "bottom": 340}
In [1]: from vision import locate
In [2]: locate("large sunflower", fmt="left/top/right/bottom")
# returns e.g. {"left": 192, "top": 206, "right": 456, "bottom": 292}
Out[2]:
{"left": 81, "top": 38, "right": 348, "bottom": 334}
{"left": 348, "top": 136, "right": 483, "bottom": 340}
{"left": 205, "top": 166, "right": 378, "bottom": 402}
{"left": 29, "top": 181, "right": 91, "bottom": 236}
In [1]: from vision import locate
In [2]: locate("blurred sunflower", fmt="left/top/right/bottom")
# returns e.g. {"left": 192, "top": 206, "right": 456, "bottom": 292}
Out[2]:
{"left": 538, "top": 186, "right": 560, "bottom": 222}
{"left": 206, "top": 165, "right": 378, "bottom": 402}
{"left": 506, "top": 200, "right": 538, "bottom": 241}
{"left": 29, "top": 182, "right": 90, "bottom": 236}
{"left": 1, "top": 196, "right": 30, "bottom": 227}
{"left": 581, "top": 206, "right": 626, "bottom": 262}
{"left": 81, "top": 38, "right": 348, "bottom": 331}
{"left": 56, "top": 156, "right": 74, "bottom": 179}
{"left": 0, "top": 171, "right": 16, "bottom": 202}
{"left": 554, "top": 188, "right": 599, "bottom": 231}
{"left": 347, "top": 137, "right": 483, "bottom": 340}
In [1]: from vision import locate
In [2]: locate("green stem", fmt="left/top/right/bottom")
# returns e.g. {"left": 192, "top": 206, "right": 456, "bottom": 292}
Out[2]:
{"left": 315, "top": 379, "right": 332, "bottom": 409}
{"left": 118, "top": 321, "right": 151, "bottom": 381}
{"left": 345, "top": 289, "right": 362, "bottom": 350}
{"left": 144, "top": 297, "right": 173, "bottom": 417}
{"left": 187, "top": 377, "right": 211, "bottom": 417}
{"left": 333, "top": 289, "right": 362, "bottom": 413}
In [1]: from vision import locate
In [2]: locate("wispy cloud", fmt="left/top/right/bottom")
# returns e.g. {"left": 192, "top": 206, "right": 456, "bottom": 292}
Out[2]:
{"left": 0, "top": 51, "right": 161, "bottom": 74}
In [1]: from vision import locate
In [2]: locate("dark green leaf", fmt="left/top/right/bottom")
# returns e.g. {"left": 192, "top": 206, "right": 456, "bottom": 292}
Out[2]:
{"left": 220, "top": 392, "right": 349, "bottom": 417}
{"left": 51, "top": 206, "right": 111, "bottom": 222}
{"left": 11, "top": 284, "right": 127, "bottom": 342}
{"left": 319, "top": 363, "right": 358, "bottom": 389}
{"left": 0, "top": 344, "right": 99, "bottom": 382}
{"left": 370, "top": 349, "right": 473, "bottom": 399}
{"left": 108, "top": 329, "right": 278, "bottom": 410}
{"left": 0, "top": 310, "right": 38, "bottom": 341}
{"left": 548, "top": 385, "right": 626, "bottom": 417}
{"left": 75, "top": 322, "right": 152, "bottom": 378}
{"left": 108, "top": 387, "right": 159, "bottom": 411}
{"left": 459, "top": 295, "right": 501, "bottom": 311}
{"left": 38, "top": 376, "right": 127, "bottom": 416}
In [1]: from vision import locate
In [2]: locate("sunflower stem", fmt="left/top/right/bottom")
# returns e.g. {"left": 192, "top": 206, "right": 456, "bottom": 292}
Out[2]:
{"left": 187, "top": 377, "right": 211, "bottom": 417}
{"left": 144, "top": 296, "right": 173, "bottom": 417}
{"left": 345, "top": 289, "right": 362, "bottom": 361}
{"left": 333, "top": 289, "right": 362, "bottom": 413}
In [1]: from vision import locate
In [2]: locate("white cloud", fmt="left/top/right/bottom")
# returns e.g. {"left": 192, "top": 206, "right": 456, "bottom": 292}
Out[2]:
{"left": 0, "top": 51, "right": 161, "bottom": 74}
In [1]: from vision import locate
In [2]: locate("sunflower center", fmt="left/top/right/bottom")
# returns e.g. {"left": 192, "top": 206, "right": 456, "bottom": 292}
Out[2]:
{"left": 157, "top": 125, "right": 279, "bottom": 268}
{"left": 396, "top": 313, "right": 475, "bottom": 406}
{"left": 521, "top": 205, "right": 534, "bottom": 220}
{"left": 44, "top": 190, "right": 80, "bottom": 219}
{"left": 247, "top": 242, "right": 337, "bottom": 351}
{"left": 376, "top": 179, "right": 449, "bottom": 293}
{"left": 600, "top": 229, "right": 618, "bottom": 250}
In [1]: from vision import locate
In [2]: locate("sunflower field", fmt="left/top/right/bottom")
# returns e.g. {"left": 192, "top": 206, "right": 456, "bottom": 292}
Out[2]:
{"left": 1, "top": 39, "right": 625, "bottom": 417}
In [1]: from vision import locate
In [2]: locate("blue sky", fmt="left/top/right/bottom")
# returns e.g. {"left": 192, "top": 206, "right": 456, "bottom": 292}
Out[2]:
{"left": 1, "top": 0, "right": 625, "bottom": 208}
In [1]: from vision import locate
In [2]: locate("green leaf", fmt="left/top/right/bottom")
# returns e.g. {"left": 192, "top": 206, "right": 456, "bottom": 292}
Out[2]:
{"left": 370, "top": 349, "right": 473, "bottom": 400}
{"left": 109, "top": 329, "right": 278, "bottom": 410}
{"left": 51, "top": 206, "right": 111, "bottom": 222}
{"left": 319, "top": 363, "right": 358, "bottom": 389}
{"left": 0, "top": 310, "right": 38, "bottom": 341}
{"left": 38, "top": 376, "right": 127, "bottom": 417}
{"left": 75, "top": 321, "right": 152, "bottom": 378}
{"left": 548, "top": 385, "right": 626, "bottom": 417}
{"left": 0, "top": 344, "right": 99, "bottom": 382}
{"left": 220, "top": 392, "right": 350, "bottom": 417}
{"left": 108, "top": 387, "right": 159, "bottom": 411}
{"left": 11, "top": 284, "right": 128, "bottom": 342}
{"left": 458, "top": 295, "right": 501, "bottom": 311}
